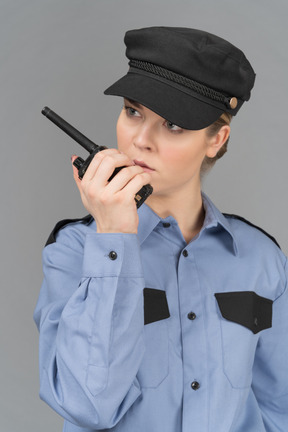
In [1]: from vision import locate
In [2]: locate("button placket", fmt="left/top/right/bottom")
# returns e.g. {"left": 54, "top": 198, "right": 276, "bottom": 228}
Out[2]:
{"left": 178, "top": 246, "right": 204, "bottom": 405}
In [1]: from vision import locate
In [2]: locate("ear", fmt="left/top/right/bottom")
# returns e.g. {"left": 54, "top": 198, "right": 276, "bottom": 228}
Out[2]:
{"left": 205, "top": 125, "right": 230, "bottom": 158}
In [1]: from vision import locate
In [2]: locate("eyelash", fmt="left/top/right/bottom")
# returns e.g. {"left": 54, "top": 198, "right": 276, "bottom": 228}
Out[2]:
{"left": 165, "top": 121, "right": 183, "bottom": 133}
{"left": 123, "top": 104, "right": 183, "bottom": 133}
{"left": 124, "top": 105, "right": 139, "bottom": 117}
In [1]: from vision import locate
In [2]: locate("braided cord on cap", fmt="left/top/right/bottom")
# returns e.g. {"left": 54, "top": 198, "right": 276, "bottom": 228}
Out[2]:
{"left": 129, "top": 59, "right": 235, "bottom": 109}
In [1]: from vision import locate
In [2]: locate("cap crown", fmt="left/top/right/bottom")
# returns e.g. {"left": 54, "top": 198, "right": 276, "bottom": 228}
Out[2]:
{"left": 125, "top": 27, "right": 255, "bottom": 101}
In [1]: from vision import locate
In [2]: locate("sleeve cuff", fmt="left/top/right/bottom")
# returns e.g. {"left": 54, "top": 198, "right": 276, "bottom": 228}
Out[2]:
{"left": 82, "top": 233, "right": 144, "bottom": 278}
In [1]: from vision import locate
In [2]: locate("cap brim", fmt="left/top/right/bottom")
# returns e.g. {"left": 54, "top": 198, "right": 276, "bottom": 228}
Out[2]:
{"left": 104, "top": 72, "right": 225, "bottom": 130}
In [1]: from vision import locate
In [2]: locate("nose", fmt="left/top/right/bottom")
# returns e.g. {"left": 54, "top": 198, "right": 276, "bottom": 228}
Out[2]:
{"left": 133, "top": 123, "right": 154, "bottom": 152}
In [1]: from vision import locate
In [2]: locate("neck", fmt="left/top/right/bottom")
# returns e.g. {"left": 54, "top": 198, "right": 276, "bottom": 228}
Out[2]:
{"left": 146, "top": 184, "right": 205, "bottom": 244}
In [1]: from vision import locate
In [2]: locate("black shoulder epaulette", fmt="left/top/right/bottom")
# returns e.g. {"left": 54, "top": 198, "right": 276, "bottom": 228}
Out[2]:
{"left": 223, "top": 213, "right": 281, "bottom": 249}
{"left": 45, "top": 214, "right": 93, "bottom": 247}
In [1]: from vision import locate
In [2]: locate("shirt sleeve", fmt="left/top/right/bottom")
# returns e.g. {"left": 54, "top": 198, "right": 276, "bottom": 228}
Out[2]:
{"left": 252, "top": 257, "right": 288, "bottom": 431}
{"left": 33, "top": 227, "right": 146, "bottom": 430}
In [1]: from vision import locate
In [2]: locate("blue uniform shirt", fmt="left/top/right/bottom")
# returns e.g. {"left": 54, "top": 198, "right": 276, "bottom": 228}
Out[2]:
{"left": 34, "top": 194, "right": 288, "bottom": 431}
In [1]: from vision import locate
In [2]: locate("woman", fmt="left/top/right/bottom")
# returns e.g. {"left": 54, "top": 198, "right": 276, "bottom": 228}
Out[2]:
{"left": 34, "top": 27, "right": 288, "bottom": 431}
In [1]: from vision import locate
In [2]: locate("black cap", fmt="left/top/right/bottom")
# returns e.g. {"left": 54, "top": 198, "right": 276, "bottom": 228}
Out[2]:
{"left": 104, "top": 27, "right": 256, "bottom": 130}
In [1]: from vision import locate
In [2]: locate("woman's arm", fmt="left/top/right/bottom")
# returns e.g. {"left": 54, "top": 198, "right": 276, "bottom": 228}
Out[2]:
{"left": 252, "top": 258, "right": 288, "bottom": 431}
{"left": 34, "top": 225, "right": 146, "bottom": 429}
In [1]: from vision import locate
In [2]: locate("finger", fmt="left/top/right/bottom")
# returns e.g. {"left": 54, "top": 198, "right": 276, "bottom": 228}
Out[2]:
{"left": 105, "top": 165, "right": 146, "bottom": 193}
{"left": 119, "top": 172, "right": 152, "bottom": 201}
{"left": 83, "top": 148, "right": 119, "bottom": 182}
{"left": 71, "top": 150, "right": 119, "bottom": 185}
{"left": 91, "top": 153, "right": 135, "bottom": 187}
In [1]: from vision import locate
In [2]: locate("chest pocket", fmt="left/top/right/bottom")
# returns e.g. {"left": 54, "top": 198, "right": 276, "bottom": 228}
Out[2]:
{"left": 215, "top": 291, "right": 273, "bottom": 389}
{"left": 137, "top": 288, "right": 170, "bottom": 388}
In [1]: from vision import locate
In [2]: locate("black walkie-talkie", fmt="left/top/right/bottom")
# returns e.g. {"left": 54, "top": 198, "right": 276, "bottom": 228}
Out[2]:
{"left": 41, "top": 107, "right": 153, "bottom": 208}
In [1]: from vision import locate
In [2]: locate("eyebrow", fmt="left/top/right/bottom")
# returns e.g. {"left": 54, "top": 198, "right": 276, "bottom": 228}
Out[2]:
{"left": 124, "top": 98, "right": 142, "bottom": 109}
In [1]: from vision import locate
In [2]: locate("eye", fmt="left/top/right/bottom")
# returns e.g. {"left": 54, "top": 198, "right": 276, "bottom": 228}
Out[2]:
{"left": 165, "top": 120, "right": 183, "bottom": 132}
{"left": 124, "top": 105, "right": 141, "bottom": 118}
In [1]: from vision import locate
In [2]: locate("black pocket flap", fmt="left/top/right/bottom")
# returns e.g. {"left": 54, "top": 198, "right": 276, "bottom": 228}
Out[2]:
{"left": 144, "top": 288, "right": 170, "bottom": 325}
{"left": 215, "top": 291, "right": 273, "bottom": 334}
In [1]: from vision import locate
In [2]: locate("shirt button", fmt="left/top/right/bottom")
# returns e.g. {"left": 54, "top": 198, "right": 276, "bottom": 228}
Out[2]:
{"left": 163, "top": 223, "right": 171, "bottom": 228}
{"left": 182, "top": 249, "right": 188, "bottom": 257}
{"left": 191, "top": 381, "right": 200, "bottom": 391}
{"left": 188, "top": 312, "right": 196, "bottom": 320}
{"left": 108, "top": 251, "right": 118, "bottom": 260}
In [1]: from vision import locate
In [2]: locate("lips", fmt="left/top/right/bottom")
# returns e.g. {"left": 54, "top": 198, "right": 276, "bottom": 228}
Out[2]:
{"left": 133, "top": 160, "right": 155, "bottom": 171}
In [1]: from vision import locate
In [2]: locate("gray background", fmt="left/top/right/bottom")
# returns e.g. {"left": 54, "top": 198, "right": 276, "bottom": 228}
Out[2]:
{"left": 1, "top": 0, "right": 287, "bottom": 431}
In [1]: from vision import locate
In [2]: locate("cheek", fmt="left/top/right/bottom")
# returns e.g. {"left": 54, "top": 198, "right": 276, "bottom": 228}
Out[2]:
{"left": 161, "top": 146, "right": 205, "bottom": 173}
{"left": 116, "top": 119, "right": 129, "bottom": 152}
{"left": 161, "top": 148, "right": 182, "bottom": 165}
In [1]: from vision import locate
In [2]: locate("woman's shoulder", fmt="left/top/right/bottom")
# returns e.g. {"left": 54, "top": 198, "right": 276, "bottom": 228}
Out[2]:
{"left": 44, "top": 215, "right": 95, "bottom": 250}
{"left": 223, "top": 213, "right": 281, "bottom": 250}
{"left": 203, "top": 193, "right": 284, "bottom": 258}
{"left": 222, "top": 212, "right": 287, "bottom": 269}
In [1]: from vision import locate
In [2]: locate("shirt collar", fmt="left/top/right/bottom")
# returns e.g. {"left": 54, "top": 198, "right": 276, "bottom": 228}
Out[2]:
{"left": 201, "top": 193, "right": 238, "bottom": 256}
{"left": 137, "top": 193, "right": 239, "bottom": 256}
{"left": 137, "top": 203, "right": 162, "bottom": 245}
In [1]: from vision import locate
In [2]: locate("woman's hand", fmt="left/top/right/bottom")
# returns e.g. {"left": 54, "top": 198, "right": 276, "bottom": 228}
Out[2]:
{"left": 72, "top": 149, "right": 151, "bottom": 234}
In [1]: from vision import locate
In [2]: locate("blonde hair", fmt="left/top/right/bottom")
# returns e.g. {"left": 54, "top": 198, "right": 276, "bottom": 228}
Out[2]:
{"left": 201, "top": 112, "right": 232, "bottom": 175}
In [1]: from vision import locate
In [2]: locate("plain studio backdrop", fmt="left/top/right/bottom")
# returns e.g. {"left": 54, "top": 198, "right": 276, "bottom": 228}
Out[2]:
{"left": 1, "top": 1, "right": 287, "bottom": 431}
